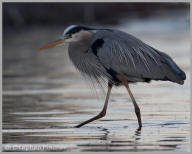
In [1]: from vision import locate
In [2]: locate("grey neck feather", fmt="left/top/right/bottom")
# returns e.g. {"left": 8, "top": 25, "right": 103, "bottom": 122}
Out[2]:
{"left": 68, "top": 32, "right": 93, "bottom": 65}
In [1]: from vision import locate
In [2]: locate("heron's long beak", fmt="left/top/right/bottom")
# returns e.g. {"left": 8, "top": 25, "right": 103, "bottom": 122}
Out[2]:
{"left": 40, "top": 39, "right": 66, "bottom": 50}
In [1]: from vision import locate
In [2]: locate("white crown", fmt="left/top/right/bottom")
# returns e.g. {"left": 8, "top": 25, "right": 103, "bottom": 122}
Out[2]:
{"left": 63, "top": 25, "right": 78, "bottom": 35}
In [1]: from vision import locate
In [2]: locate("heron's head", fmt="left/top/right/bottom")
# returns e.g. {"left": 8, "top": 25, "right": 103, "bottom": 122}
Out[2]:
{"left": 40, "top": 25, "right": 94, "bottom": 50}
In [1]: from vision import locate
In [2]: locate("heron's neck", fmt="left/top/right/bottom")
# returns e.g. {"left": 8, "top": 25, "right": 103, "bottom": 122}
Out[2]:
{"left": 68, "top": 33, "right": 93, "bottom": 54}
{"left": 68, "top": 35, "right": 92, "bottom": 66}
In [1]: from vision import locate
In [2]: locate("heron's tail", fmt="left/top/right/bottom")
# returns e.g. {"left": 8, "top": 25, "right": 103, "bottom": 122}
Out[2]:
{"left": 159, "top": 52, "right": 186, "bottom": 85}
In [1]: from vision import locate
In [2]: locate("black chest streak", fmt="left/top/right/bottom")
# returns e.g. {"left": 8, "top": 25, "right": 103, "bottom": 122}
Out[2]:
{"left": 91, "top": 39, "right": 104, "bottom": 56}
{"left": 91, "top": 39, "right": 120, "bottom": 85}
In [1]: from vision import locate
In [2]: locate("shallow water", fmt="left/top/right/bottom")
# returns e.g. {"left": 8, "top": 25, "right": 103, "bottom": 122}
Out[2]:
{"left": 3, "top": 15, "right": 190, "bottom": 152}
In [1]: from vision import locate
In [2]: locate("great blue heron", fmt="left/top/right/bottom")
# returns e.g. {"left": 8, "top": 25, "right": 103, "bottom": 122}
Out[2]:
{"left": 40, "top": 25, "right": 186, "bottom": 129}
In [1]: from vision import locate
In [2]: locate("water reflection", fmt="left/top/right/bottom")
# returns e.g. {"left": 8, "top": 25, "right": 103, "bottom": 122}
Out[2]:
{"left": 100, "top": 128, "right": 110, "bottom": 141}
{"left": 134, "top": 127, "right": 142, "bottom": 141}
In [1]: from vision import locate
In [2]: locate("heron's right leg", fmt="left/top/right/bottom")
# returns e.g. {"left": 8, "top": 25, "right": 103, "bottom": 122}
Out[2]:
{"left": 75, "top": 83, "right": 113, "bottom": 128}
{"left": 120, "top": 77, "right": 142, "bottom": 129}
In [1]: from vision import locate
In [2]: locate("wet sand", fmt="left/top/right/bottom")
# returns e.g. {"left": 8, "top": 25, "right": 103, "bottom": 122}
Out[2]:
{"left": 3, "top": 17, "right": 190, "bottom": 152}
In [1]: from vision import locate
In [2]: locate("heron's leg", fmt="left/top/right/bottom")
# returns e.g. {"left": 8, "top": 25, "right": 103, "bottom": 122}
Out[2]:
{"left": 75, "top": 83, "right": 113, "bottom": 128}
{"left": 120, "top": 77, "right": 142, "bottom": 128}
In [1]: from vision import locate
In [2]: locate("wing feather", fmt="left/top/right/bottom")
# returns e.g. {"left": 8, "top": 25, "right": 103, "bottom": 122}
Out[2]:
{"left": 91, "top": 29, "right": 184, "bottom": 84}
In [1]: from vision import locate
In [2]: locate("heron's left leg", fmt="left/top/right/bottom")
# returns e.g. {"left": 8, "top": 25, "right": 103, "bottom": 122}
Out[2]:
{"left": 120, "top": 77, "right": 142, "bottom": 128}
{"left": 75, "top": 83, "right": 113, "bottom": 128}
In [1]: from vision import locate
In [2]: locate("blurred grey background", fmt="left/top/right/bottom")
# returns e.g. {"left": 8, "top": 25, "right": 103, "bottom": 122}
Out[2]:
{"left": 3, "top": 3, "right": 189, "bottom": 29}
{"left": 3, "top": 3, "right": 190, "bottom": 152}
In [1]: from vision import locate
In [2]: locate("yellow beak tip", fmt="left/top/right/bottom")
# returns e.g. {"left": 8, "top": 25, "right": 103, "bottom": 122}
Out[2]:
{"left": 39, "top": 39, "right": 65, "bottom": 51}
{"left": 39, "top": 47, "right": 47, "bottom": 50}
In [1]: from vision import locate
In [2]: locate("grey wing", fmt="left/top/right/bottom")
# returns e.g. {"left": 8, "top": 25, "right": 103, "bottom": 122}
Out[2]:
{"left": 92, "top": 30, "right": 185, "bottom": 84}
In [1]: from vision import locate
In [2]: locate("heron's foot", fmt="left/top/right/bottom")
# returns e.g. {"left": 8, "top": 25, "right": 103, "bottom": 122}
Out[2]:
{"left": 137, "top": 125, "right": 142, "bottom": 131}
{"left": 74, "top": 124, "right": 82, "bottom": 128}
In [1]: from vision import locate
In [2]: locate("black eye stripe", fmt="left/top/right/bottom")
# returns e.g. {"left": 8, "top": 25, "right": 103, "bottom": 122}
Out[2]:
{"left": 64, "top": 25, "right": 113, "bottom": 35}
{"left": 66, "top": 28, "right": 80, "bottom": 34}
{"left": 66, "top": 26, "right": 92, "bottom": 34}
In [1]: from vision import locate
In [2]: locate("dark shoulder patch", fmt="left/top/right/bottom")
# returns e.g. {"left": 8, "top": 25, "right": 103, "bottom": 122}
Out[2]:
{"left": 91, "top": 39, "right": 104, "bottom": 56}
